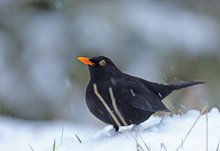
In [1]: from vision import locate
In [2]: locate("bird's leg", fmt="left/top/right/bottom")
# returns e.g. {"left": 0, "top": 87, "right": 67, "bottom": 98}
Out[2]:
{"left": 131, "top": 124, "right": 141, "bottom": 132}
{"left": 113, "top": 125, "right": 119, "bottom": 132}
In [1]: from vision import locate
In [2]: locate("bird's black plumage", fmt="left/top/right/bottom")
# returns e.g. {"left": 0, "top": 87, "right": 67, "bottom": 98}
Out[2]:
{"left": 78, "top": 56, "right": 205, "bottom": 131}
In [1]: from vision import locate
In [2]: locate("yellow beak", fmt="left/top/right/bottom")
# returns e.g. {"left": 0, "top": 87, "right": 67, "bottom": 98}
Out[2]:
{"left": 77, "top": 57, "right": 95, "bottom": 66}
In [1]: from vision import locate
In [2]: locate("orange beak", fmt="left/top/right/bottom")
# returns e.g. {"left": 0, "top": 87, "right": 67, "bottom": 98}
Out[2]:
{"left": 77, "top": 57, "right": 95, "bottom": 66}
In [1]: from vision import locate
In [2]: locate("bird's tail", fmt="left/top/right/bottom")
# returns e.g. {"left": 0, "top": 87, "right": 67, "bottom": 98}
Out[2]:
{"left": 169, "top": 81, "right": 205, "bottom": 91}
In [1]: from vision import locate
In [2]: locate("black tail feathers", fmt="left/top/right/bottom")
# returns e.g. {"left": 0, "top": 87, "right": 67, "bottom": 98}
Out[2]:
{"left": 169, "top": 81, "right": 205, "bottom": 91}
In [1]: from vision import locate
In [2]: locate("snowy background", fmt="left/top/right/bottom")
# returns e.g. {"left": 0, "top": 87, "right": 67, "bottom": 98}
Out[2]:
{"left": 0, "top": 0, "right": 220, "bottom": 150}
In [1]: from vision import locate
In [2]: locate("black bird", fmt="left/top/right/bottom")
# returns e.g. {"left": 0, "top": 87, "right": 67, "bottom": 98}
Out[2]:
{"left": 77, "top": 56, "right": 204, "bottom": 131}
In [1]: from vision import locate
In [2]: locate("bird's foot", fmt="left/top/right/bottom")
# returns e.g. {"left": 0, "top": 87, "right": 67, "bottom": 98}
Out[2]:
{"left": 113, "top": 125, "right": 119, "bottom": 132}
{"left": 94, "top": 125, "right": 118, "bottom": 138}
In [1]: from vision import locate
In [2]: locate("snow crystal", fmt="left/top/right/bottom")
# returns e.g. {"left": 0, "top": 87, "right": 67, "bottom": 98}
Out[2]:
{"left": 158, "top": 93, "right": 162, "bottom": 98}
{"left": 130, "top": 89, "right": 136, "bottom": 97}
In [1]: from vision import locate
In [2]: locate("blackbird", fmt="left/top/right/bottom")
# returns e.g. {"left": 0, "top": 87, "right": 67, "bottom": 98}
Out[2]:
{"left": 77, "top": 56, "right": 204, "bottom": 131}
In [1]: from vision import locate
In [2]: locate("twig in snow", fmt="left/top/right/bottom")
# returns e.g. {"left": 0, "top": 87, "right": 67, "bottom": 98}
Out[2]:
{"left": 216, "top": 138, "right": 220, "bottom": 151}
{"left": 176, "top": 105, "right": 208, "bottom": 151}
{"left": 29, "top": 145, "right": 34, "bottom": 151}
{"left": 134, "top": 132, "right": 145, "bottom": 151}
{"left": 160, "top": 143, "right": 168, "bottom": 151}
{"left": 139, "top": 134, "right": 151, "bottom": 151}
{"left": 205, "top": 101, "right": 209, "bottom": 151}
{"left": 75, "top": 134, "right": 82, "bottom": 143}
{"left": 53, "top": 139, "right": 56, "bottom": 151}
{"left": 60, "top": 124, "right": 64, "bottom": 145}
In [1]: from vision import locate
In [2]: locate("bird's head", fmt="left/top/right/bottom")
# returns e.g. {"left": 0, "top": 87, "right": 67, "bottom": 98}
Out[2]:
{"left": 77, "top": 56, "right": 120, "bottom": 80}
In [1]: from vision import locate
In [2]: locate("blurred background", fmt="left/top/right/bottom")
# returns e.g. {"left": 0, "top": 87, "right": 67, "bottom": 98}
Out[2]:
{"left": 0, "top": 0, "right": 219, "bottom": 127}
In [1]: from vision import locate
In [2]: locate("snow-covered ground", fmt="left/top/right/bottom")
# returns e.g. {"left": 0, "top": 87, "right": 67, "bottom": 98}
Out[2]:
{"left": 1, "top": 108, "right": 220, "bottom": 151}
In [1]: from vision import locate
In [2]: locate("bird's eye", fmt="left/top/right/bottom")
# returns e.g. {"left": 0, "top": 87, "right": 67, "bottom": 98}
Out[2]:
{"left": 99, "top": 60, "right": 106, "bottom": 66}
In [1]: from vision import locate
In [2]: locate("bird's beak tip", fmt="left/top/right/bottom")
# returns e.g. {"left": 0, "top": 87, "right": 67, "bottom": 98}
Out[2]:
{"left": 77, "top": 56, "right": 85, "bottom": 61}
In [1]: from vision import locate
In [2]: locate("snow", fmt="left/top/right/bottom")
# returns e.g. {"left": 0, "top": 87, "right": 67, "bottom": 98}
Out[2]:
{"left": 1, "top": 108, "right": 220, "bottom": 151}
{"left": 130, "top": 89, "right": 136, "bottom": 97}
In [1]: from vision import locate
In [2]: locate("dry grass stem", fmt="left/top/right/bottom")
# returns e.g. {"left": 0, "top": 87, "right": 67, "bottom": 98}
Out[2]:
{"left": 139, "top": 135, "right": 151, "bottom": 151}
{"left": 176, "top": 105, "right": 208, "bottom": 151}
{"left": 93, "top": 83, "right": 121, "bottom": 127}
{"left": 205, "top": 101, "right": 209, "bottom": 151}
{"left": 109, "top": 87, "right": 128, "bottom": 126}
{"left": 29, "top": 145, "right": 34, "bottom": 151}
{"left": 60, "top": 124, "right": 64, "bottom": 145}
{"left": 53, "top": 139, "right": 56, "bottom": 151}
{"left": 216, "top": 139, "right": 220, "bottom": 151}
{"left": 75, "top": 134, "right": 82, "bottom": 143}
{"left": 160, "top": 143, "right": 168, "bottom": 151}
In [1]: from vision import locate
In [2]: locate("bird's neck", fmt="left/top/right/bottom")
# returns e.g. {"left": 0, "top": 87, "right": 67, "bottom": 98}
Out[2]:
{"left": 89, "top": 70, "right": 112, "bottom": 81}
{"left": 88, "top": 67, "right": 121, "bottom": 82}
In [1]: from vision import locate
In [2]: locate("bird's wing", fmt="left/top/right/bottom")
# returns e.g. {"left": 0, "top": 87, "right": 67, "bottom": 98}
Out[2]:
{"left": 136, "top": 78, "right": 172, "bottom": 99}
{"left": 130, "top": 94, "right": 169, "bottom": 112}
{"left": 114, "top": 77, "right": 169, "bottom": 112}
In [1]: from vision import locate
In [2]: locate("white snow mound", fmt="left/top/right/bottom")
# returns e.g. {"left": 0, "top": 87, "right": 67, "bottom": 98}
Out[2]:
{"left": 0, "top": 108, "right": 220, "bottom": 151}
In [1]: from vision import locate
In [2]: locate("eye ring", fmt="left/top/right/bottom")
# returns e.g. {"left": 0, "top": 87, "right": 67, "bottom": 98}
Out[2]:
{"left": 99, "top": 60, "right": 106, "bottom": 66}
